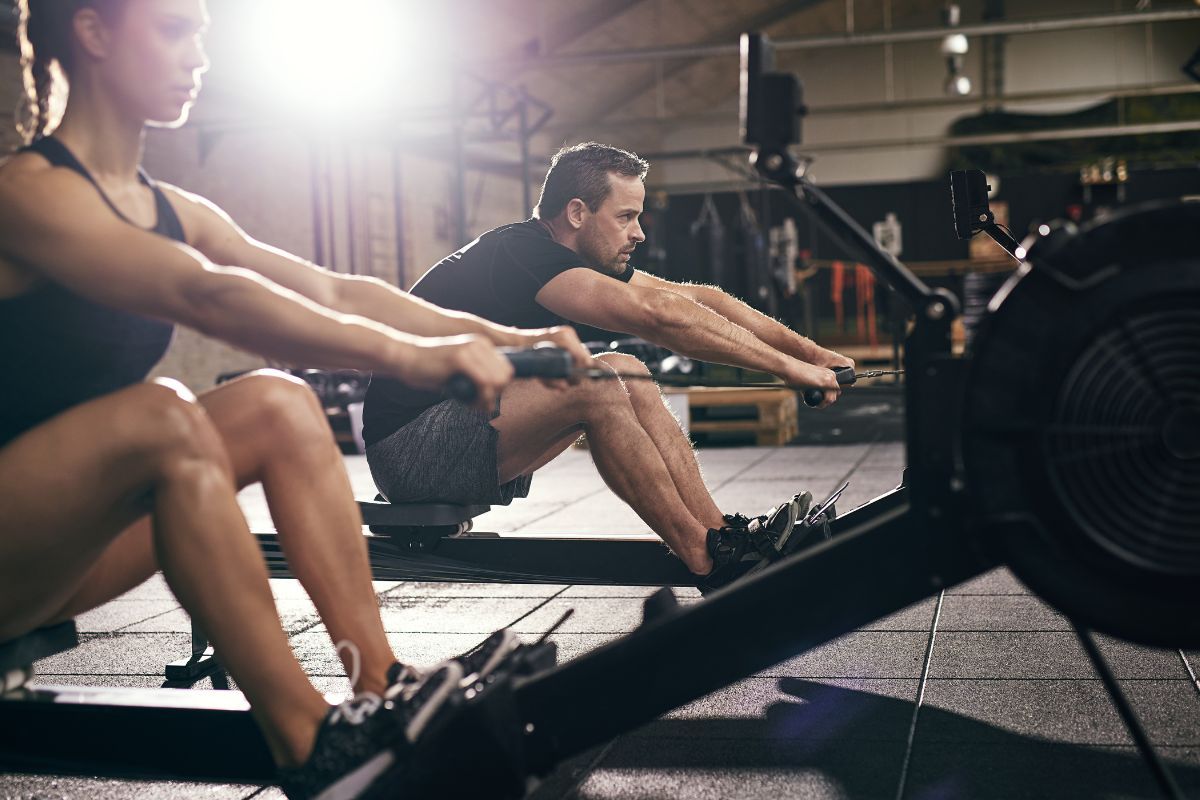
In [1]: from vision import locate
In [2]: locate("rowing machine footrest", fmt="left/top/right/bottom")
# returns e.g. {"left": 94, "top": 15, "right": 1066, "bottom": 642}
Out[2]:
{"left": 642, "top": 587, "right": 680, "bottom": 625}
{"left": 360, "top": 496, "right": 490, "bottom": 535}
{"left": 0, "top": 621, "right": 79, "bottom": 692}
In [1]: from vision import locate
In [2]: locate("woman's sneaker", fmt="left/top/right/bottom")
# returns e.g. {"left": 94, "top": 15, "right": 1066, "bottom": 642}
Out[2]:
{"left": 384, "top": 628, "right": 523, "bottom": 699}
{"left": 277, "top": 664, "right": 461, "bottom": 800}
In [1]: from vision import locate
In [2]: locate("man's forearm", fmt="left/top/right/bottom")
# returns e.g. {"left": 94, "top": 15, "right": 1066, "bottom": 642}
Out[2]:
{"left": 634, "top": 292, "right": 790, "bottom": 375}
{"left": 333, "top": 274, "right": 525, "bottom": 346}
{"left": 690, "top": 286, "right": 827, "bottom": 363}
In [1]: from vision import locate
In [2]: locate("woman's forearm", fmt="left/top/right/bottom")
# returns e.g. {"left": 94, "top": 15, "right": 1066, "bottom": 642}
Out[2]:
{"left": 332, "top": 275, "right": 526, "bottom": 346}
{"left": 184, "top": 266, "right": 425, "bottom": 376}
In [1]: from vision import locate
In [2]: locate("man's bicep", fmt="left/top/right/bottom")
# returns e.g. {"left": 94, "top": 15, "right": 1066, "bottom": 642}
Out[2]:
{"left": 535, "top": 268, "right": 650, "bottom": 334}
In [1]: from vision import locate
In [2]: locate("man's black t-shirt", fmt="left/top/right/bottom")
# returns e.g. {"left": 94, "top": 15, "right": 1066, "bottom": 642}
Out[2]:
{"left": 361, "top": 219, "right": 636, "bottom": 447}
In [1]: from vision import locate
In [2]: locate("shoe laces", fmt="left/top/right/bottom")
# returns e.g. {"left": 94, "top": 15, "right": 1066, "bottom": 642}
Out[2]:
{"left": 331, "top": 639, "right": 383, "bottom": 725}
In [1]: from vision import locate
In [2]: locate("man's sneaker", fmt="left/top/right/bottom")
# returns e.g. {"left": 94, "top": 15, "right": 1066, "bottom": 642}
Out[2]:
{"left": 696, "top": 524, "right": 782, "bottom": 594}
{"left": 724, "top": 491, "right": 814, "bottom": 554}
{"left": 770, "top": 491, "right": 813, "bottom": 554}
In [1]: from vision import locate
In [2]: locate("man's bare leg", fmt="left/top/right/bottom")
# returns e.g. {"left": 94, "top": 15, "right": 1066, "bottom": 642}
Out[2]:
{"left": 593, "top": 353, "right": 727, "bottom": 530}
{"left": 492, "top": 364, "right": 715, "bottom": 574}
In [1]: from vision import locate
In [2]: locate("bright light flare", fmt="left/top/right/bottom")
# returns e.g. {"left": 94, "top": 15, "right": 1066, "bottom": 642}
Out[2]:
{"left": 241, "top": 0, "right": 446, "bottom": 119}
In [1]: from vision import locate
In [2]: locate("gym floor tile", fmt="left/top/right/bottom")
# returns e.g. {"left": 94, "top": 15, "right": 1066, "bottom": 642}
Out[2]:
{"left": 857, "top": 443, "right": 908, "bottom": 468}
{"left": 73, "top": 599, "right": 180, "bottom": 633}
{"left": 0, "top": 775, "right": 260, "bottom": 800}
{"left": 762, "top": 631, "right": 932, "bottom": 679}
{"left": 919, "top": 678, "right": 1141, "bottom": 744}
{"left": 124, "top": 606, "right": 319, "bottom": 636}
{"left": 512, "top": 597, "right": 653, "bottom": 634}
{"left": 376, "top": 595, "right": 550, "bottom": 633}
{"left": 559, "top": 585, "right": 684, "bottom": 599}
{"left": 539, "top": 631, "right": 626, "bottom": 663}
{"left": 520, "top": 498, "right": 649, "bottom": 535}
{"left": 580, "top": 739, "right": 908, "bottom": 800}
{"left": 473, "top": 501, "right": 574, "bottom": 531}
{"left": 900, "top": 740, "right": 1200, "bottom": 799}
{"left": 860, "top": 597, "right": 938, "bottom": 631}
{"left": 115, "top": 573, "right": 177, "bottom": 601}
{"left": 651, "top": 676, "right": 918, "bottom": 738}
{"left": 929, "top": 632, "right": 1189, "bottom": 680}
{"left": 383, "top": 631, "right": 509, "bottom": 668}
{"left": 386, "top": 581, "right": 569, "bottom": 598}
{"left": 711, "top": 479, "right": 829, "bottom": 514}
{"left": 945, "top": 567, "right": 1032, "bottom": 595}
{"left": 32, "top": 632, "right": 191, "bottom": 675}
{"left": 936, "top": 594, "right": 1069, "bottom": 631}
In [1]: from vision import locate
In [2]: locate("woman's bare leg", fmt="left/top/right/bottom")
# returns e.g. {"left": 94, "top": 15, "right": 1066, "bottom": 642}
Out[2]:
{"left": 0, "top": 381, "right": 327, "bottom": 767}
{"left": 198, "top": 371, "right": 396, "bottom": 694}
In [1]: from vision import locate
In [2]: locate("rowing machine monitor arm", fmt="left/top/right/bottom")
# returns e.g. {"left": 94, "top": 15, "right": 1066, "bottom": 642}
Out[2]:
{"left": 738, "top": 30, "right": 1200, "bottom": 648}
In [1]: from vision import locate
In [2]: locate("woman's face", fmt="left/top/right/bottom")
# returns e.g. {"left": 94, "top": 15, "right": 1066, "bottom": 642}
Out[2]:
{"left": 91, "top": 0, "right": 210, "bottom": 126}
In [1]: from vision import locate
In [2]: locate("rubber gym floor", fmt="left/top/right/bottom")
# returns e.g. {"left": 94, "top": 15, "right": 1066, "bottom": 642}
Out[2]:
{"left": 4, "top": 440, "right": 1199, "bottom": 799}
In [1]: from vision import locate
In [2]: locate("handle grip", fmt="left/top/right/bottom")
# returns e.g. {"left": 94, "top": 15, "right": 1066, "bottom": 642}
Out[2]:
{"left": 802, "top": 366, "right": 856, "bottom": 408}
{"left": 446, "top": 347, "right": 574, "bottom": 403}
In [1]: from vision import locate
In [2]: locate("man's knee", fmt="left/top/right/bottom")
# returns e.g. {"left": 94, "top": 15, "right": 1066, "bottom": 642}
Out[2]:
{"left": 594, "top": 352, "right": 650, "bottom": 377}
{"left": 229, "top": 370, "right": 329, "bottom": 443}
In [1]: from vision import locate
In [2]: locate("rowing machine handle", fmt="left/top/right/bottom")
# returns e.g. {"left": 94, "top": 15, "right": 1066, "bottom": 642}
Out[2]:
{"left": 446, "top": 347, "right": 574, "bottom": 403}
{"left": 802, "top": 366, "right": 856, "bottom": 408}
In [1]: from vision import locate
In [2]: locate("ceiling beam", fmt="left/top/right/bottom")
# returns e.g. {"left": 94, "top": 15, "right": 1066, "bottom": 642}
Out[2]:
{"left": 554, "top": 0, "right": 827, "bottom": 137}
{"left": 480, "top": 7, "right": 1200, "bottom": 69}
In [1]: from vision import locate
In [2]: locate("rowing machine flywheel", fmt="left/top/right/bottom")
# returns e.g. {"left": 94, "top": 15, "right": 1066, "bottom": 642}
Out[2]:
{"left": 961, "top": 202, "right": 1200, "bottom": 647}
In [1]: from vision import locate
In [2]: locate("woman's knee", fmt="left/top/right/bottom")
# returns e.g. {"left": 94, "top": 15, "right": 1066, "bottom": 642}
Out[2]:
{"left": 121, "top": 381, "right": 228, "bottom": 470}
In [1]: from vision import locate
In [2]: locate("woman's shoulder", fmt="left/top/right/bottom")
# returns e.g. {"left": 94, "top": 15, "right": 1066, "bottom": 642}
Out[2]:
{"left": 0, "top": 147, "right": 56, "bottom": 182}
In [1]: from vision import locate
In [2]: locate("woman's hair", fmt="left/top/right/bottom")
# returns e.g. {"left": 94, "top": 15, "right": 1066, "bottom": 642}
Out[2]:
{"left": 15, "top": 0, "right": 122, "bottom": 143}
{"left": 533, "top": 142, "right": 649, "bottom": 220}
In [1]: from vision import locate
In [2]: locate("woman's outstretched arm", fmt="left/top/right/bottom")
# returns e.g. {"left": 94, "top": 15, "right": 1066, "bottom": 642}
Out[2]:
{"left": 0, "top": 161, "right": 514, "bottom": 402}
{"left": 166, "top": 184, "right": 592, "bottom": 365}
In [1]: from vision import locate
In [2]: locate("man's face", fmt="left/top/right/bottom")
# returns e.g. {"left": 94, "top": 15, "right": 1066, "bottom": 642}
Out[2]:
{"left": 576, "top": 174, "right": 646, "bottom": 275}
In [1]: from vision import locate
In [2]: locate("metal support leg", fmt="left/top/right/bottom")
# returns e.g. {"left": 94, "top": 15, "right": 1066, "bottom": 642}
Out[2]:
{"left": 164, "top": 618, "right": 223, "bottom": 685}
{"left": 515, "top": 502, "right": 979, "bottom": 772}
{"left": 1073, "top": 624, "right": 1185, "bottom": 800}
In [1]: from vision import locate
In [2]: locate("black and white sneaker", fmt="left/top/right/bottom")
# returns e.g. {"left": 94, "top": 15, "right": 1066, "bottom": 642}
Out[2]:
{"left": 384, "top": 628, "right": 523, "bottom": 698}
{"left": 277, "top": 692, "right": 406, "bottom": 800}
{"left": 696, "top": 522, "right": 781, "bottom": 594}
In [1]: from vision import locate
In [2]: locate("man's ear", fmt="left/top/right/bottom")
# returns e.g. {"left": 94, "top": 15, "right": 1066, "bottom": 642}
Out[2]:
{"left": 73, "top": 8, "right": 112, "bottom": 61}
{"left": 565, "top": 198, "right": 588, "bottom": 229}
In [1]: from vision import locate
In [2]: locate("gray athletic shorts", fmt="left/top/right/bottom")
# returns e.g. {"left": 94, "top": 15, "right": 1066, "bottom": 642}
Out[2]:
{"left": 366, "top": 399, "right": 532, "bottom": 506}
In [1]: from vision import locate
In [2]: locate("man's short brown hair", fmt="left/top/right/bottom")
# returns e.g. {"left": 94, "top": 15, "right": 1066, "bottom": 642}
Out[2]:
{"left": 533, "top": 142, "right": 649, "bottom": 220}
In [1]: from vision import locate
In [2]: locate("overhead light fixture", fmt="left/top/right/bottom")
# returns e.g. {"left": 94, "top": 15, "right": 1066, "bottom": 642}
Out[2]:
{"left": 940, "top": 3, "right": 972, "bottom": 96}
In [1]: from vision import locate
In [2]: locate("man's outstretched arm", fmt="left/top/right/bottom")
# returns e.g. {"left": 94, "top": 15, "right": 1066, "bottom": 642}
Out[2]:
{"left": 630, "top": 272, "right": 853, "bottom": 370}
{"left": 535, "top": 267, "right": 844, "bottom": 402}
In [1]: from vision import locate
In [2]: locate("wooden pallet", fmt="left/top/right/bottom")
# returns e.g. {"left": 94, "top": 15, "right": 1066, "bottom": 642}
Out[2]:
{"left": 687, "top": 387, "right": 799, "bottom": 446}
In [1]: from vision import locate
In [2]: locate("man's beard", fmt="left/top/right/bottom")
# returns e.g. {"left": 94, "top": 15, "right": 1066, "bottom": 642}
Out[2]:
{"left": 578, "top": 228, "right": 624, "bottom": 274}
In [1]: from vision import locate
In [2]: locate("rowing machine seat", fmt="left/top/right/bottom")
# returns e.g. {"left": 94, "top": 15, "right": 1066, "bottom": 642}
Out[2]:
{"left": 358, "top": 497, "right": 489, "bottom": 535}
{"left": 0, "top": 621, "right": 79, "bottom": 693}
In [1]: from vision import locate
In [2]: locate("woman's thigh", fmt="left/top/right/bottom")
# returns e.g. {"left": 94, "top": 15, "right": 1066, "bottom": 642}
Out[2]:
{"left": 0, "top": 380, "right": 216, "bottom": 640}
